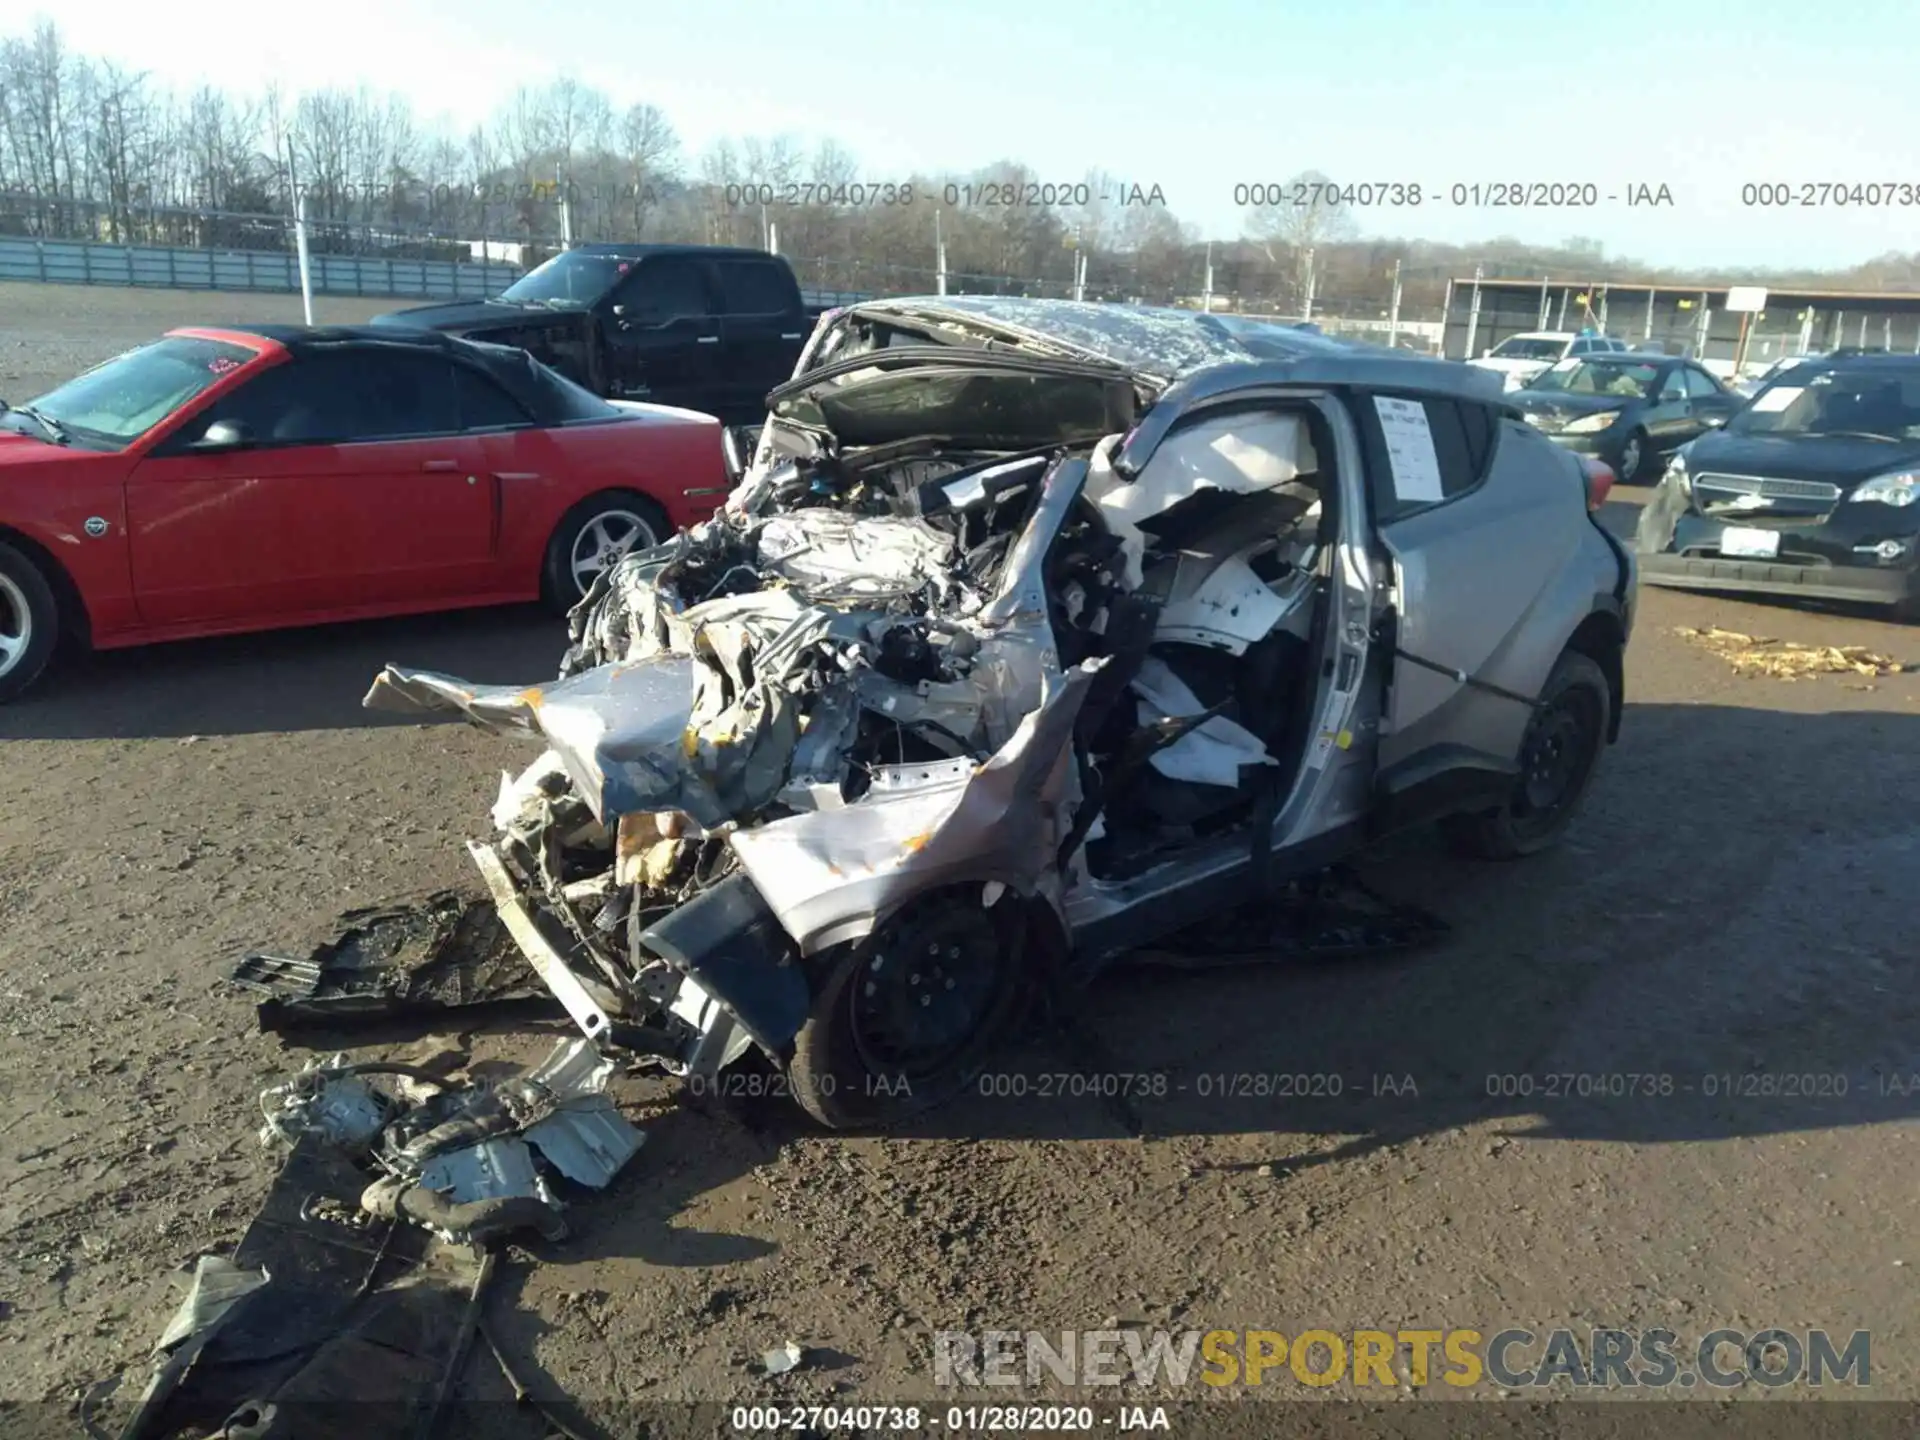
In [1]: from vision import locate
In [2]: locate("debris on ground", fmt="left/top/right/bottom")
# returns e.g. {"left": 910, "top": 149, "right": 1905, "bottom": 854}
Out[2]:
{"left": 105, "top": 1040, "right": 646, "bottom": 1439}
{"left": 1673, "top": 626, "right": 1907, "bottom": 680}
{"left": 761, "top": 1340, "right": 806, "bottom": 1375}
{"left": 228, "top": 890, "right": 564, "bottom": 1032}
{"left": 255, "top": 1038, "right": 644, "bottom": 1247}
{"left": 1121, "top": 866, "right": 1450, "bottom": 967}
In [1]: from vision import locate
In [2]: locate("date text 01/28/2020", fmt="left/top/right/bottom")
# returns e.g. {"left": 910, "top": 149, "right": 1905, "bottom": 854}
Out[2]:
{"left": 1230, "top": 181, "right": 1675, "bottom": 208}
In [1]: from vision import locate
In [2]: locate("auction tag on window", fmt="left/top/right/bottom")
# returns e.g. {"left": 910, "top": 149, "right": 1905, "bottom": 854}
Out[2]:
{"left": 1373, "top": 395, "right": 1444, "bottom": 502}
{"left": 1751, "top": 385, "right": 1804, "bottom": 413}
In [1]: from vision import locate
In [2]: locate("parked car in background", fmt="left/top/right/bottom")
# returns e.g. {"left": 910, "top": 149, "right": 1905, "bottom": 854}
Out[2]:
{"left": 1636, "top": 354, "right": 1920, "bottom": 616}
{"left": 1513, "top": 352, "right": 1742, "bottom": 481}
{"left": 1469, "top": 331, "right": 1630, "bottom": 391}
{"left": 0, "top": 326, "right": 731, "bottom": 701}
{"left": 372, "top": 244, "right": 833, "bottom": 427}
{"left": 365, "top": 295, "right": 1636, "bottom": 1124}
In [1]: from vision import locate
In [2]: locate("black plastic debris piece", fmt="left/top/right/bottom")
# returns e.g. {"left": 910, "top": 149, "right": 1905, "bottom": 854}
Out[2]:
{"left": 113, "top": 1034, "right": 647, "bottom": 1440}
{"left": 1122, "top": 865, "right": 1450, "bottom": 968}
{"left": 113, "top": 1133, "right": 442, "bottom": 1439}
{"left": 228, "top": 890, "right": 563, "bottom": 1031}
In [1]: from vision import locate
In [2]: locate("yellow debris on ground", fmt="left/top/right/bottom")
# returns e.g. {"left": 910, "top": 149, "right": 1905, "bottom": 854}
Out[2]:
{"left": 1672, "top": 626, "right": 1908, "bottom": 680}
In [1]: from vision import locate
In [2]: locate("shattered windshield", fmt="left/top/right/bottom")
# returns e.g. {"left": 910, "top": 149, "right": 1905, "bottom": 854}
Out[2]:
{"left": 498, "top": 250, "right": 630, "bottom": 307}
{"left": 1726, "top": 366, "right": 1920, "bottom": 440}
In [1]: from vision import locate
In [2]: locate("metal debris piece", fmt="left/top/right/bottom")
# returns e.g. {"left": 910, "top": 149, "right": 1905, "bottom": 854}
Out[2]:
{"left": 522, "top": 1036, "right": 616, "bottom": 1102}
{"left": 257, "top": 1056, "right": 391, "bottom": 1151}
{"left": 524, "top": 1099, "right": 647, "bottom": 1189}
{"left": 417, "top": 1137, "right": 554, "bottom": 1208}
{"left": 151, "top": 1255, "right": 271, "bottom": 1353}
{"left": 762, "top": 1340, "right": 806, "bottom": 1375}
{"left": 1673, "top": 625, "right": 1907, "bottom": 680}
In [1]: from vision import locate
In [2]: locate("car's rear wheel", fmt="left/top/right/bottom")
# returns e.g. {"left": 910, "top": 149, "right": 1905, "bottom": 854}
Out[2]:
{"left": 1615, "top": 430, "right": 1649, "bottom": 483}
{"left": 787, "top": 886, "right": 1032, "bottom": 1129}
{"left": 0, "top": 541, "right": 58, "bottom": 704}
{"left": 541, "top": 492, "right": 670, "bottom": 613}
{"left": 1441, "top": 649, "right": 1610, "bottom": 860}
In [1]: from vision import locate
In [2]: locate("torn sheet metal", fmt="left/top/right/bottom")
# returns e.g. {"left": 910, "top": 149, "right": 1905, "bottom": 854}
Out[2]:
{"left": 369, "top": 656, "right": 746, "bottom": 826}
{"left": 523, "top": 1098, "right": 646, "bottom": 1188}
{"left": 854, "top": 670, "right": 985, "bottom": 750}
{"left": 417, "top": 1136, "right": 554, "bottom": 1208}
{"left": 152, "top": 1255, "right": 272, "bottom": 1353}
{"left": 522, "top": 1035, "right": 616, "bottom": 1102}
{"left": 1129, "top": 654, "right": 1277, "bottom": 788}
{"left": 492, "top": 749, "right": 570, "bottom": 830}
{"left": 775, "top": 684, "right": 860, "bottom": 811}
{"left": 728, "top": 659, "right": 1101, "bottom": 954}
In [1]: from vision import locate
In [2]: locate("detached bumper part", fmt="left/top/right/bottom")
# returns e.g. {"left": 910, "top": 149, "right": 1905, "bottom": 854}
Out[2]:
{"left": 470, "top": 837, "right": 805, "bottom": 1075}
{"left": 468, "top": 839, "right": 616, "bottom": 1042}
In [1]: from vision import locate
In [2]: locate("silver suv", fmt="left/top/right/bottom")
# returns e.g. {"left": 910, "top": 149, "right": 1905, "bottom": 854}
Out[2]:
{"left": 370, "top": 298, "right": 1637, "bottom": 1126}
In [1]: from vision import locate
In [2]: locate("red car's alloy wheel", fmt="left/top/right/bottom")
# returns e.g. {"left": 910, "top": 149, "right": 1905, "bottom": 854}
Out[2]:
{"left": 568, "top": 508, "right": 659, "bottom": 597}
{"left": 0, "top": 571, "right": 32, "bottom": 680}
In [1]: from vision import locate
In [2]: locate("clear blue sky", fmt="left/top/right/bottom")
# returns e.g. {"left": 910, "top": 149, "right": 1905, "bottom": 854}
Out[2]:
{"left": 8, "top": 0, "right": 1913, "bottom": 269}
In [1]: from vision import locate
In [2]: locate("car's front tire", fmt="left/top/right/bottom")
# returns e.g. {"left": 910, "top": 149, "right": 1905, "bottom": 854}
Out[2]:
{"left": 541, "top": 491, "right": 671, "bottom": 613}
{"left": 787, "top": 886, "right": 1033, "bottom": 1129}
{"left": 1441, "top": 649, "right": 1611, "bottom": 860}
{"left": 0, "top": 541, "right": 59, "bottom": 703}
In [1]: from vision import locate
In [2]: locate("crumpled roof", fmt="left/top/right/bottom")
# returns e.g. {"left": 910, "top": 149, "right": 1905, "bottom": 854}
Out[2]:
{"left": 853, "top": 296, "right": 1345, "bottom": 382}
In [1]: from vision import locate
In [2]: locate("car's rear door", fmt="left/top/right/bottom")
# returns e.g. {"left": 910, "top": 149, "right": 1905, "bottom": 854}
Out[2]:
{"left": 1364, "top": 393, "right": 1586, "bottom": 782}
{"left": 126, "top": 346, "right": 493, "bottom": 626}
{"left": 713, "top": 255, "right": 808, "bottom": 425}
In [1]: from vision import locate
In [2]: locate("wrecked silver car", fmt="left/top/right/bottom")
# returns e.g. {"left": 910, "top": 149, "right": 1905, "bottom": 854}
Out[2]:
{"left": 367, "top": 298, "right": 1636, "bottom": 1127}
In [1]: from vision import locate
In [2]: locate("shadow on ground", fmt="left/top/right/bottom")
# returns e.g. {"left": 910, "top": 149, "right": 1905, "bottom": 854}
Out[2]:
{"left": 637, "top": 697, "right": 1920, "bottom": 1174}
{"left": 227, "top": 694, "right": 1919, "bottom": 1290}
{"left": 4, "top": 604, "right": 563, "bottom": 739}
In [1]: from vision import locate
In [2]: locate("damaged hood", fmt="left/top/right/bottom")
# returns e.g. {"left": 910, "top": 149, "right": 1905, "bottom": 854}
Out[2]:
{"left": 841, "top": 296, "right": 1340, "bottom": 387}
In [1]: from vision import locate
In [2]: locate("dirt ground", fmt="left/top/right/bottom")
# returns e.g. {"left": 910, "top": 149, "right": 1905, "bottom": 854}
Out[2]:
{"left": 1, "top": 281, "right": 1916, "bottom": 1430}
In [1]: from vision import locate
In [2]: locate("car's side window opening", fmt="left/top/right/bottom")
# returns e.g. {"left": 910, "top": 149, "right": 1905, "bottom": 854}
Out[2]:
{"left": 1358, "top": 394, "right": 1497, "bottom": 524}
{"left": 176, "top": 351, "right": 462, "bottom": 446}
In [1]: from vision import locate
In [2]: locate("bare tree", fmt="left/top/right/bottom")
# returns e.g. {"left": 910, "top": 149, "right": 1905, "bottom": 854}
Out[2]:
{"left": 1244, "top": 167, "right": 1357, "bottom": 310}
{"left": 616, "top": 101, "right": 676, "bottom": 238}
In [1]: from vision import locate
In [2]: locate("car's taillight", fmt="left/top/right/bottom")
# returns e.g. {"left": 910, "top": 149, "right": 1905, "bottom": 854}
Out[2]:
{"left": 1579, "top": 456, "right": 1614, "bottom": 512}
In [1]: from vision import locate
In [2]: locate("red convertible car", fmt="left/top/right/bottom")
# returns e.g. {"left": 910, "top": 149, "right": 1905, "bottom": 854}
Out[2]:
{"left": 0, "top": 324, "right": 733, "bottom": 701}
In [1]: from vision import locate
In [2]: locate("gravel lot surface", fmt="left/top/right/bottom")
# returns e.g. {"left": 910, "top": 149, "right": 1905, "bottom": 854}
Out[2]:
{"left": 1, "top": 281, "right": 1916, "bottom": 1430}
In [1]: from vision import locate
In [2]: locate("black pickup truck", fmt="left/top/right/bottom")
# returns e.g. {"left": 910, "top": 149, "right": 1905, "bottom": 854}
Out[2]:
{"left": 370, "top": 244, "right": 836, "bottom": 427}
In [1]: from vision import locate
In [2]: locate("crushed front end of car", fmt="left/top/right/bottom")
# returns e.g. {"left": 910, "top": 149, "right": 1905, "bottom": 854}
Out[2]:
{"left": 367, "top": 302, "right": 1339, "bottom": 1125}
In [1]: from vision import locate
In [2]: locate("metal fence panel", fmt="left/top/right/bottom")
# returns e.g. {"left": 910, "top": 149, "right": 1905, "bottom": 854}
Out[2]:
{"left": 0, "top": 234, "right": 517, "bottom": 299}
